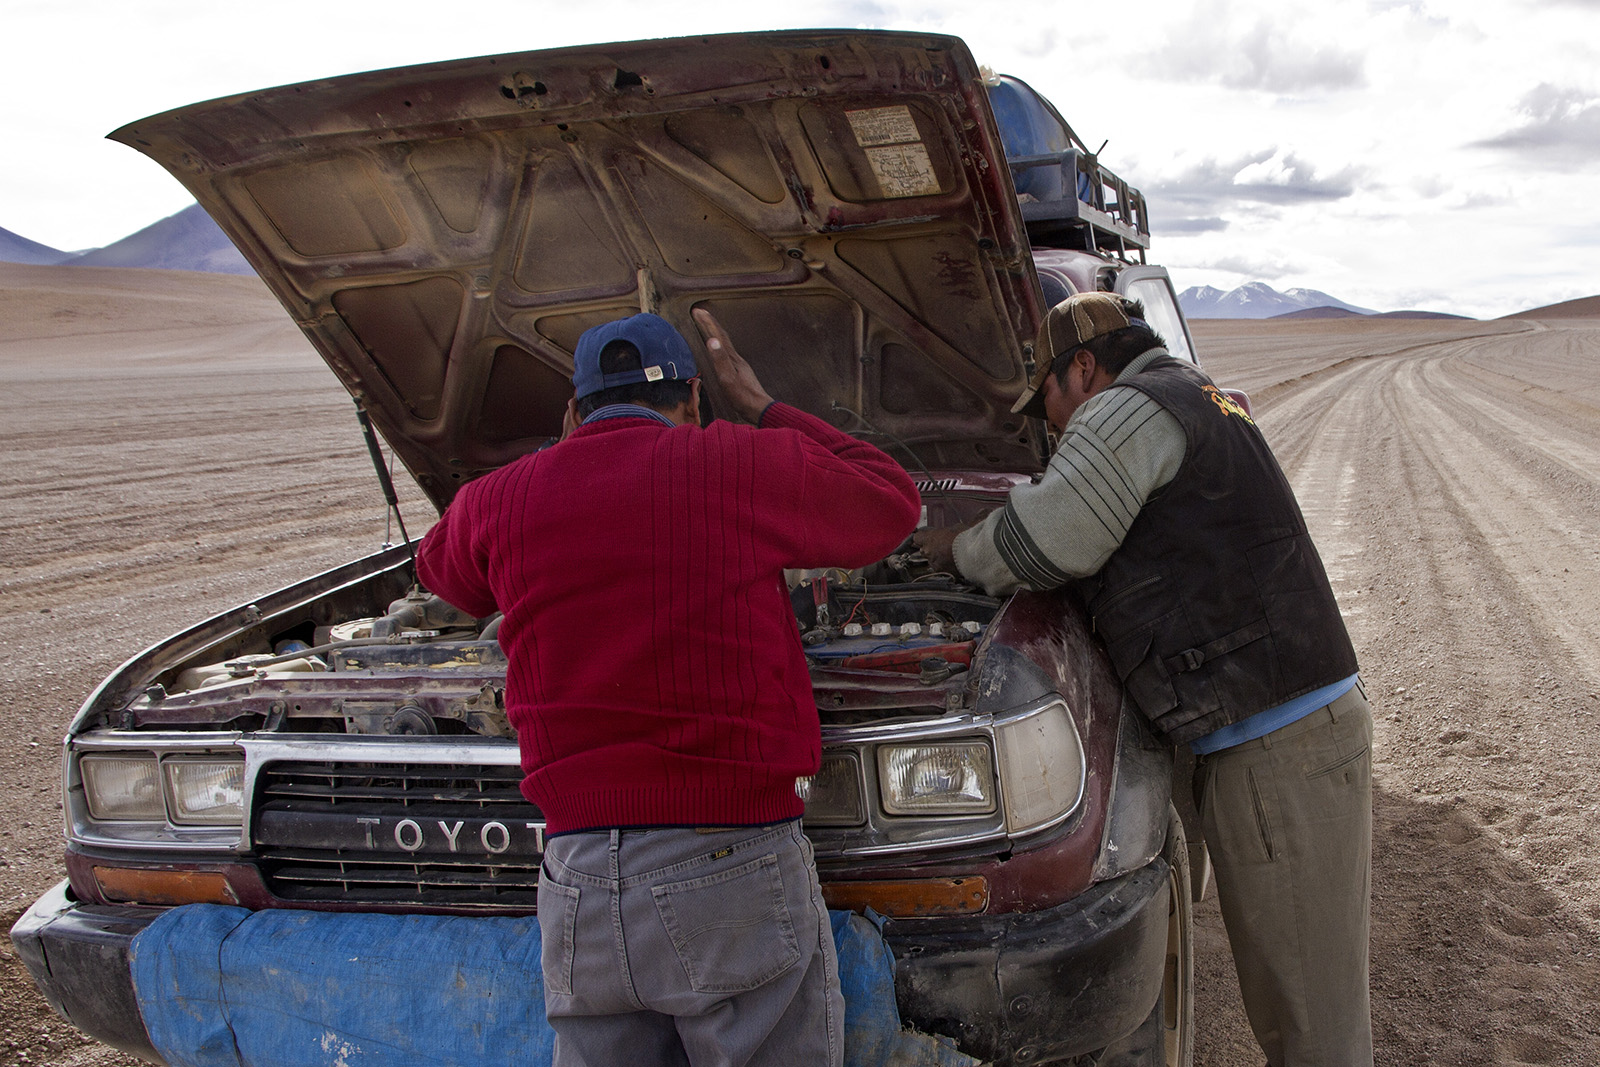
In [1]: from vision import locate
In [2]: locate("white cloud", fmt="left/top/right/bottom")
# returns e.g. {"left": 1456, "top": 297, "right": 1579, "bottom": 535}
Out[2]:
{"left": 1141, "top": 149, "right": 1366, "bottom": 230}
{"left": 1159, "top": 216, "right": 1231, "bottom": 234}
{"left": 1472, "top": 83, "right": 1600, "bottom": 169}
{"left": 1230, "top": 151, "right": 1364, "bottom": 201}
{"left": 1013, "top": 27, "right": 1060, "bottom": 60}
{"left": 1139, "top": 0, "right": 1367, "bottom": 93}
{"left": 2, "top": 0, "right": 1598, "bottom": 316}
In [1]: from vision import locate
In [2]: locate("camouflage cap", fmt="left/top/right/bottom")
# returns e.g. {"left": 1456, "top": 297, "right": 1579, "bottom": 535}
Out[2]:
{"left": 1011, "top": 292, "right": 1139, "bottom": 419}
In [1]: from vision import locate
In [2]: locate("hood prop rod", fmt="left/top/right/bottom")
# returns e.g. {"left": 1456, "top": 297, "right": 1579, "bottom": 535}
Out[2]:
{"left": 355, "top": 401, "right": 416, "bottom": 568}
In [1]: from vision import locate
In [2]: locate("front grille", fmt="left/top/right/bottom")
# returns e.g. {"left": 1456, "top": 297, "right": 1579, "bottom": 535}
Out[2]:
{"left": 254, "top": 760, "right": 544, "bottom": 909}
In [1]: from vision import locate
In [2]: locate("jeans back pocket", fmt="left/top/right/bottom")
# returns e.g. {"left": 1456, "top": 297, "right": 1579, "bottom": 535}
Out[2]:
{"left": 652, "top": 853, "right": 800, "bottom": 994}
{"left": 537, "top": 872, "right": 580, "bottom": 997}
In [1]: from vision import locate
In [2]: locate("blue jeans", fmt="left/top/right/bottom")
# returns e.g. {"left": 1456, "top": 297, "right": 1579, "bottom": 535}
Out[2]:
{"left": 538, "top": 820, "right": 843, "bottom": 1067}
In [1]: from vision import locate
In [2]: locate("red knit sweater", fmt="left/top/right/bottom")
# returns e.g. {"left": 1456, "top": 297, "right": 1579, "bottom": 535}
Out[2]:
{"left": 416, "top": 403, "right": 921, "bottom": 834}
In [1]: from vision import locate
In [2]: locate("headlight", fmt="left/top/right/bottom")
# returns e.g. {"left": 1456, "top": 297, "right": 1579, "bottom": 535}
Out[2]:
{"left": 878, "top": 742, "right": 995, "bottom": 815}
{"left": 800, "top": 753, "right": 866, "bottom": 827}
{"left": 81, "top": 755, "right": 164, "bottom": 821}
{"left": 994, "top": 702, "right": 1084, "bottom": 833}
{"left": 80, "top": 753, "right": 246, "bottom": 826}
{"left": 164, "top": 758, "right": 246, "bottom": 825}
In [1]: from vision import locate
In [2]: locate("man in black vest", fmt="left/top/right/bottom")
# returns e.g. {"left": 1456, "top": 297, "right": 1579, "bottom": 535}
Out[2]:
{"left": 917, "top": 292, "right": 1373, "bottom": 1067}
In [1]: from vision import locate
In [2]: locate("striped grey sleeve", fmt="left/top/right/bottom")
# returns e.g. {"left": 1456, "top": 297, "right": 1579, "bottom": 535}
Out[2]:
{"left": 952, "top": 386, "right": 1185, "bottom": 595}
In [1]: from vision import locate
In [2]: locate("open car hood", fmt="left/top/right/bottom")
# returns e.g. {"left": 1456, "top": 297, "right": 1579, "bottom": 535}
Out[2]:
{"left": 112, "top": 31, "right": 1047, "bottom": 509}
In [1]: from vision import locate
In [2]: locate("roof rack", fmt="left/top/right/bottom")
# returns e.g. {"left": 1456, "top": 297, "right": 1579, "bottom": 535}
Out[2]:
{"left": 986, "top": 75, "right": 1150, "bottom": 262}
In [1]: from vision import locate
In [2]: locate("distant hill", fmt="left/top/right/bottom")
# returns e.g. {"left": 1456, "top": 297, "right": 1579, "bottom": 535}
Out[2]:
{"left": 1274, "top": 306, "right": 1472, "bottom": 321}
{"left": 0, "top": 226, "right": 78, "bottom": 266}
{"left": 1179, "top": 282, "right": 1376, "bottom": 319}
{"left": 1374, "top": 310, "right": 1473, "bottom": 320}
{"left": 1505, "top": 295, "right": 1600, "bottom": 320}
{"left": 1273, "top": 306, "right": 1365, "bottom": 320}
{"left": 69, "top": 203, "right": 253, "bottom": 275}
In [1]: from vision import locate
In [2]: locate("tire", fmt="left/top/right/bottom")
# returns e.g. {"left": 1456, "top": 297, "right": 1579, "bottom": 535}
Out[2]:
{"left": 1158, "top": 803, "right": 1196, "bottom": 1066}
{"left": 1098, "top": 804, "right": 1195, "bottom": 1067}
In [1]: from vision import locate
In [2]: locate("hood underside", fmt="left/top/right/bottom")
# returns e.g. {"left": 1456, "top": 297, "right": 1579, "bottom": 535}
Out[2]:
{"left": 112, "top": 31, "right": 1048, "bottom": 508}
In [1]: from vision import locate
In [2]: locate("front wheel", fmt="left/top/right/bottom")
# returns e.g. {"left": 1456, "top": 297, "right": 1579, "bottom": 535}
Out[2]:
{"left": 1158, "top": 804, "right": 1195, "bottom": 1065}
{"left": 1099, "top": 804, "right": 1195, "bottom": 1067}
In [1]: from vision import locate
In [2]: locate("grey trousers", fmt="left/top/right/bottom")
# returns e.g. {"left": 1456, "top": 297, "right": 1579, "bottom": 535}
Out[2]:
{"left": 1195, "top": 682, "right": 1375, "bottom": 1067}
{"left": 537, "top": 820, "right": 843, "bottom": 1067}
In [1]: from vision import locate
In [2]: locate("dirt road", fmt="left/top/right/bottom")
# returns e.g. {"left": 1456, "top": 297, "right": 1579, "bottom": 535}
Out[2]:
{"left": 2, "top": 265, "right": 1598, "bottom": 1065}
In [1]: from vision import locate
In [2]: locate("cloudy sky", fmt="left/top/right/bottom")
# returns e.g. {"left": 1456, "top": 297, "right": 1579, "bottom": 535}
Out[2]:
{"left": 5, "top": 0, "right": 1597, "bottom": 318}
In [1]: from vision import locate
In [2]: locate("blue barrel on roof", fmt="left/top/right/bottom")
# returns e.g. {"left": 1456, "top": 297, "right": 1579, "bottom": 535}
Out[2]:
{"left": 986, "top": 76, "right": 1094, "bottom": 206}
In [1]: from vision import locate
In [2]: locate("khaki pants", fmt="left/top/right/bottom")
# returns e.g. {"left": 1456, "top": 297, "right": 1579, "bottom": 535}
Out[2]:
{"left": 1196, "top": 682, "right": 1374, "bottom": 1067}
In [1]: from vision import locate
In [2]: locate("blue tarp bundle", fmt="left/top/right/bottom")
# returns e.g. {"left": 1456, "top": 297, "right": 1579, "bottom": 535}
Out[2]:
{"left": 129, "top": 905, "right": 979, "bottom": 1067}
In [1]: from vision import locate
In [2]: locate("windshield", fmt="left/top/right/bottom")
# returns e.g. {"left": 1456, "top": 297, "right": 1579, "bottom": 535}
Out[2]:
{"left": 1121, "top": 275, "right": 1195, "bottom": 363}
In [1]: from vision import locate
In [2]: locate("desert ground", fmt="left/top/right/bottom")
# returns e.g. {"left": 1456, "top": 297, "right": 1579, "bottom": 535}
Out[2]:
{"left": 1, "top": 262, "right": 1597, "bottom": 1066}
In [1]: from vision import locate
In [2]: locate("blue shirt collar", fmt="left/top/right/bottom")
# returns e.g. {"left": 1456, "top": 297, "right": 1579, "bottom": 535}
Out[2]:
{"left": 581, "top": 403, "right": 677, "bottom": 428}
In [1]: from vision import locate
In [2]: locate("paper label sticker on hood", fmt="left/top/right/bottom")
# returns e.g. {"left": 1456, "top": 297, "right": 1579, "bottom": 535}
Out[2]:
{"left": 847, "top": 105, "right": 941, "bottom": 198}
{"left": 847, "top": 105, "right": 922, "bottom": 146}
{"left": 865, "top": 144, "right": 940, "bottom": 198}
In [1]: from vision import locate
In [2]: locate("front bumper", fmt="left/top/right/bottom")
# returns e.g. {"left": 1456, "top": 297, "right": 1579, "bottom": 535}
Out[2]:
{"left": 10, "top": 880, "right": 161, "bottom": 1062}
{"left": 13, "top": 860, "right": 1168, "bottom": 1067}
{"left": 886, "top": 860, "right": 1170, "bottom": 1065}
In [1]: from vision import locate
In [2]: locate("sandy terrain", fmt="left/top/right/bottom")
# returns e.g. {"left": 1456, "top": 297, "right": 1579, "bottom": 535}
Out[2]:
{"left": 2, "top": 263, "right": 1598, "bottom": 1066}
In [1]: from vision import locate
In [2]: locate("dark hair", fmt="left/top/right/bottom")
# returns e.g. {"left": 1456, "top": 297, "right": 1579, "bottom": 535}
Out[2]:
{"left": 1048, "top": 299, "right": 1166, "bottom": 383}
{"left": 574, "top": 339, "right": 695, "bottom": 419}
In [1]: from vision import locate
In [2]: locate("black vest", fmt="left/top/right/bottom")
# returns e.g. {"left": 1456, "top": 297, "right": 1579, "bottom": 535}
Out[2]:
{"left": 1075, "top": 356, "right": 1358, "bottom": 745}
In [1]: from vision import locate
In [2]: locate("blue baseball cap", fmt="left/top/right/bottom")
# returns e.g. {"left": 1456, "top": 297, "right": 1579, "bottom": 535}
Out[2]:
{"left": 572, "top": 313, "right": 698, "bottom": 400}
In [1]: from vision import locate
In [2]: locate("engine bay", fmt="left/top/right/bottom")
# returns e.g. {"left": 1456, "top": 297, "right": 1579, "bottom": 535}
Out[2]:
{"left": 118, "top": 512, "right": 1006, "bottom": 739}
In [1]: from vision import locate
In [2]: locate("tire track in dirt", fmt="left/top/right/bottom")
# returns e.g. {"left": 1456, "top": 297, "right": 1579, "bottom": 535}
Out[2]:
{"left": 1392, "top": 349, "right": 1600, "bottom": 688}
{"left": 1360, "top": 344, "right": 1600, "bottom": 1064}
{"left": 1253, "top": 356, "right": 1384, "bottom": 599}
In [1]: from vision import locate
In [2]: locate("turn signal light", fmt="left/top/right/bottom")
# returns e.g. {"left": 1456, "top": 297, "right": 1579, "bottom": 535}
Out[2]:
{"left": 92, "top": 867, "right": 238, "bottom": 906}
{"left": 821, "top": 876, "right": 989, "bottom": 917}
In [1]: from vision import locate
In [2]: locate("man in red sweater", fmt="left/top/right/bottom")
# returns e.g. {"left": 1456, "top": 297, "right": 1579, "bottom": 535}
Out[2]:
{"left": 416, "top": 308, "right": 921, "bottom": 1067}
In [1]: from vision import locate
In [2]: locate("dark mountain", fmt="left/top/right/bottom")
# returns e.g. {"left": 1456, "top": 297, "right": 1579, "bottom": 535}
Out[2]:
{"left": 1372, "top": 310, "right": 1472, "bottom": 320}
{"left": 1274, "top": 306, "right": 1472, "bottom": 321}
{"left": 69, "top": 203, "right": 253, "bottom": 275}
{"left": 0, "top": 226, "right": 78, "bottom": 266}
{"left": 1273, "top": 306, "right": 1365, "bottom": 320}
{"left": 1504, "top": 295, "right": 1600, "bottom": 319}
{"left": 1179, "top": 282, "right": 1376, "bottom": 319}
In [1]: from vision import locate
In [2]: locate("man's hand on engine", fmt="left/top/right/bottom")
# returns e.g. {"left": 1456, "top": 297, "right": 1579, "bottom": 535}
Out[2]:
{"left": 912, "top": 526, "right": 963, "bottom": 575}
{"left": 692, "top": 308, "right": 775, "bottom": 425}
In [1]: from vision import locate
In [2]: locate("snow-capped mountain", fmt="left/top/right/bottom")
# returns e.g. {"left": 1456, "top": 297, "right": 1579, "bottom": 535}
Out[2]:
{"left": 1179, "top": 282, "right": 1376, "bottom": 319}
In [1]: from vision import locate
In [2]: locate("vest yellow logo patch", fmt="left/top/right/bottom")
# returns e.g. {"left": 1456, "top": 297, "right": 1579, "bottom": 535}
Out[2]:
{"left": 1203, "top": 385, "right": 1256, "bottom": 426}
